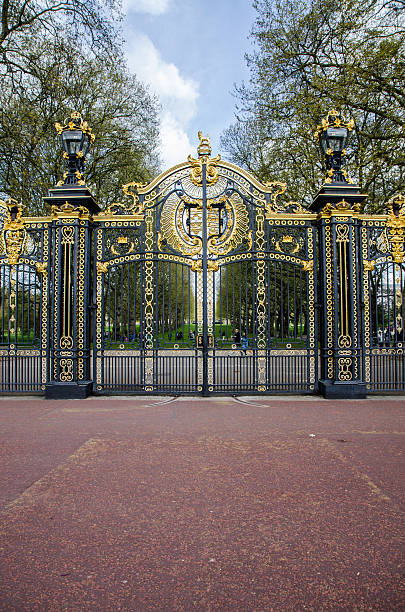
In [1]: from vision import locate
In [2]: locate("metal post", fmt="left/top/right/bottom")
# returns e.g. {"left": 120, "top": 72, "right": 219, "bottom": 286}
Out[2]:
{"left": 202, "top": 161, "right": 209, "bottom": 396}
{"left": 311, "top": 183, "right": 368, "bottom": 398}
{"left": 44, "top": 186, "right": 99, "bottom": 399}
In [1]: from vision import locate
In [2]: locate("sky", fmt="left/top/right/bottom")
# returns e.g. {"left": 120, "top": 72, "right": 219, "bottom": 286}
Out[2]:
{"left": 121, "top": 0, "right": 257, "bottom": 168}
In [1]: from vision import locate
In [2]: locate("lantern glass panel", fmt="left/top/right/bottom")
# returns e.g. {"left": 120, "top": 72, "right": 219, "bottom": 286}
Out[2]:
{"left": 319, "top": 132, "right": 328, "bottom": 156}
{"left": 326, "top": 127, "right": 348, "bottom": 152}
{"left": 82, "top": 135, "right": 91, "bottom": 158}
{"left": 61, "top": 130, "right": 84, "bottom": 155}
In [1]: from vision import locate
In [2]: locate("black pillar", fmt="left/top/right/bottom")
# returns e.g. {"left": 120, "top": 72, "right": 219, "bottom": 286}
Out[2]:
{"left": 44, "top": 185, "right": 100, "bottom": 399}
{"left": 311, "top": 183, "right": 368, "bottom": 399}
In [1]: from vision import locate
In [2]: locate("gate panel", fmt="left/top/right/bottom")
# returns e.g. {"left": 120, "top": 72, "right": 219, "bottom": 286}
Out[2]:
{"left": 0, "top": 202, "right": 50, "bottom": 393}
{"left": 93, "top": 176, "right": 201, "bottom": 394}
{"left": 362, "top": 214, "right": 405, "bottom": 392}
{"left": 361, "top": 207, "right": 405, "bottom": 392}
{"left": 207, "top": 163, "right": 317, "bottom": 394}
{"left": 93, "top": 137, "right": 318, "bottom": 395}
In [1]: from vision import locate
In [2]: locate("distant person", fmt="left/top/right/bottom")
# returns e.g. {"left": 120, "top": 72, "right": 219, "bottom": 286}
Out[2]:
{"left": 241, "top": 333, "right": 248, "bottom": 355}
{"left": 234, "top": 328, "right": 241, "bottom": 347}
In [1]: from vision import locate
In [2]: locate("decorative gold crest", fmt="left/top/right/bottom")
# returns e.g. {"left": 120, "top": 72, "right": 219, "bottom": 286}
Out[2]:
{"left": 158, "top": 189, "right": 250, "bottom": 261}
{"left": 385, "top": 193, "right": 405, "bottom": 264}
{"left": 188, "top": 132, "right": 221, "bottom": 186}
{"left": 321, "top": 199, "right": 361, "bottom": 215}
{"left": 55, "top": 111, "right": 95, "bottom": 142}
{"left": 0, "top": 199, "right": 27, "bottom": 265}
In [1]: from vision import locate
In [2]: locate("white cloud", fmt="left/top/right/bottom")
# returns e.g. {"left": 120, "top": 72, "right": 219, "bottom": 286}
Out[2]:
{"left": 160, "top": 114, "right": 193, "bottom": 168}
{"left": 122, "top": 0, "right": 171, "bottom": 16}
{"left": 125, "top": 32, "right": 199, "bottom": 167}
{"left": 125, "top": 33, "right": 199, "bottom": 125}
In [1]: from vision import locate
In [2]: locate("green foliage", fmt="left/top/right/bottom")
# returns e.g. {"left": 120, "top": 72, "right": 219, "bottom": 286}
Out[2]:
{"left": 103, "top": 261, "right": 195, "bottom": 348}
{"left": 0, "top": 2, "right": 161, "bottom": 214}
{"left": 221, "top": 0, "right": 405, "bottom": 211}
{"left": 155, "top": 262, "right": 195, "bottom": 344}
{"left": 215, "top": 260, "right": 308, "bottom": 345}
{"left": 0, "top": 1, "right": 120, "bottom": 68}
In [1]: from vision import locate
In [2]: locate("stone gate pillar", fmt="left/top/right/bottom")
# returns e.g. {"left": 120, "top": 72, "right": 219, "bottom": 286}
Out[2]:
{"left": 311, "top": 183, "right": 367, "bottom": 398}
{"left": 44, "top": 185, "right": 99, "bottom": 399}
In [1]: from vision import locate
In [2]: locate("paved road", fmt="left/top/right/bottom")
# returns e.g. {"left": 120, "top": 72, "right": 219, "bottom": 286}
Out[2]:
{"left": 0, "top": 396, "right": 404, "bottom": 611}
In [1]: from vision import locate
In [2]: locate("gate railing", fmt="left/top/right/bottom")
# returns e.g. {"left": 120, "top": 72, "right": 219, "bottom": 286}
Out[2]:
{"left": 0, "top": 200, "right": 51, "bottom": 393}
{"left": 2, "top": 191, "right": 404, "bottom": 398}
{"left": 1, "top": 118, "right": 405, "bottom": 398}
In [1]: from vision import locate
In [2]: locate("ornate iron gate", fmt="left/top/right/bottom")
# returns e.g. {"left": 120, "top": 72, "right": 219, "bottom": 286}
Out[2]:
{"left": 93, "top": 135, "right": 318, "bottom": 394}
{"left": 0, "top": 199, "right": 50, "bottom": 392}
{"left": 1, "top": 114, "right": 405, "bottom": 398}
{"left": 361, "top": 195, "right": 405, "bottom": 392}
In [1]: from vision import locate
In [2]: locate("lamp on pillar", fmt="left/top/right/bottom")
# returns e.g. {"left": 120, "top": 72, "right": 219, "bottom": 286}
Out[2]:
{"left": 311, "top": 110, "right": 368, "bottom": 399}
{"left": 311, "top": 110, "right": 366, "bottom": 213}
{"left": 43, "top": 111, "right": 100, "bottom": 214}
{"left": 55, "top": 111, "right": 94, "bottom": 186}
{"left": 44, "top": 111, "right": 99, "bottom": 400}
{"left": 315, "top": 109, "right": 354, "bottom": 185}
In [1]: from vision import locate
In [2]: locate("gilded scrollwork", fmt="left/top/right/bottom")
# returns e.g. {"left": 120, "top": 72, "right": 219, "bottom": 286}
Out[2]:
{"left": 0, "top": 199, "right": 27, "bottom": 265}
{"left": 336, "top": 223, "right": 350, "bottom": 242}
{"left": 321, "top": 199, "right": 361, "bottom": 216}
{"left": 302, "top": 260, "right": 314, "bottom": 272}
{"left": 385, "top": 193, "right": 405, "bottom": 264}
{"left": 338, "top": 357, "right": 353, "bottom": 381}
{"left": 35, "top": 262, "right": 48, "bottom": 274}
{"left": 61, "top": 225, "right": 75, "bottom": 245}
{"left": 60, "top": 335, "right": 73, "bottom": 350}
{"left": 268, "top": 227, "right": 306, "bottom": 257}
{"left": 188, "top": 132, "right": 221, "bottom": 187}
{"left": 367, "top": 226, "right": 390, "bottom": 261}
{"left": 264, "top": 183, "right": 306, "bottom": 214}
{"left": 97, "top": 261, "right": 109, "bottom": 274}
{"left": 191, "top": 259, "right": 202, "bottom": 272}
{"left": 102, "top": 182, "right": 148, "bottom": 216}
{"left": 60, "top": 358, "right": 74, "bottom": 382}
{"left": 363, "top": 259, "right": 375, "bottom": 272}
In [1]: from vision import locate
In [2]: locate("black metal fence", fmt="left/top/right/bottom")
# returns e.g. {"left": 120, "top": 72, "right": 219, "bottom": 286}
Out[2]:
{"left": 1, "top": 154, "right": 404, "bottom": 398}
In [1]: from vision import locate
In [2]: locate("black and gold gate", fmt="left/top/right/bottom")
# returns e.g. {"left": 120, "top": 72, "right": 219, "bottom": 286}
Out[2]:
{"left": 93, "top": 134, "right": 318, "bottom": 394}
{"left": 361, "top": 194, "right": 405, "bottom": 392}
{"left": 3, "top": 111, "right": 405, "bottom": 398}
{"left": 0, "top": 199, "right": 50, "bottom": 392}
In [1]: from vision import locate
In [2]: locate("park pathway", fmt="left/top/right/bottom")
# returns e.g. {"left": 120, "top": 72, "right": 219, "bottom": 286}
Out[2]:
{"left": 0, "top": 396, "right": 404, "bottom": 611}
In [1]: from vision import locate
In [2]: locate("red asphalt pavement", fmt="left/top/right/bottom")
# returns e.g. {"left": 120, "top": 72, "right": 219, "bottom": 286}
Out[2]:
{"left": 0, "top": 395, "right": 404, "bottom": 611}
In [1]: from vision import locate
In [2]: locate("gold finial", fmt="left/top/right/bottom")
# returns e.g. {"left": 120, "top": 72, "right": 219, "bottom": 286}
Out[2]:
{"left": 390, "top": 193, "right": 405, "bottom": 216}
{"left": 3, "top": 198, "right": 22, "bottom": 218}
{"left": 314, "top": 109, "right": 355, "bottom": 141}
{"left": 2, "top": 198, "right": 26, "bottom": 266}
{"left": 55, "top": 111, "right": 95, "bottom": 141}
{"left": 197, "top": 131, "right": 212, "bottom": 157}
{"left": 70, "top": 110, "right": 81, "bottom": 121}
{"left": 187, "top": 132, "right": 221, "bottom": 186}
